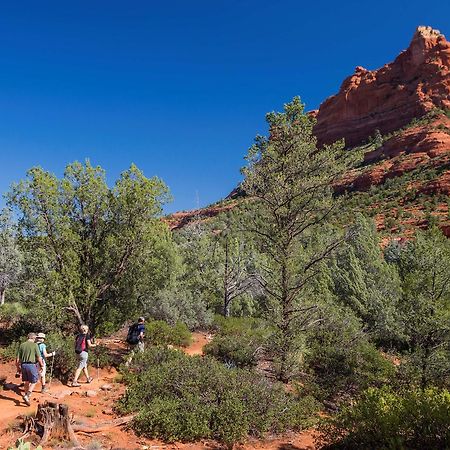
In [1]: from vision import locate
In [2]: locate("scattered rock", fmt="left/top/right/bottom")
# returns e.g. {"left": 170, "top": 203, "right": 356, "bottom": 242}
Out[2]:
{"left": 85, "top": 390, "right": 98, "bottom": 398}
{"left": 100, "top": 383, "right": 113, "bottom": 391}
{"left": 51, "top": 389, "right": 73, "bottom": 400}
{"left": 102, "top": 408, "right": 114, "bottom": 415}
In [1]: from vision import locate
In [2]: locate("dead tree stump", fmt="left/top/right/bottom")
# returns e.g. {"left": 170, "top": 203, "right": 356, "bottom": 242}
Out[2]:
{"left": 25, "top": 401, "right": 80, "bottom": 447}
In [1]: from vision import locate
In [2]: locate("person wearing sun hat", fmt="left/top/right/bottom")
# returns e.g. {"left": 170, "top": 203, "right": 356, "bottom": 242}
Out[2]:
{"left": 35, "top": 332, "right": 56, "bottom": 393}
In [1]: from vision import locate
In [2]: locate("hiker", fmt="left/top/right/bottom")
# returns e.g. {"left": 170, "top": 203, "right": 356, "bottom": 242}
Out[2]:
{"left": 15, "top": 332, "right": 44, "bottom": 406}
{"left": 125, "top": 317, "right": 145, "bottom": 366}
{"left": 35, "top": 332, "right": 56, "bottom": 393}
{"left": 71, "top": 324, "right": 96, "bottom": 387}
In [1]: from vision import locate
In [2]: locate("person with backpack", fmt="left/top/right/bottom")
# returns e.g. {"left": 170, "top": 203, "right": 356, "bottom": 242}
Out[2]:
{"left": 15, "top": 332, "right": 44, "bottom": 406}
{"left": 125, "top": 317, "right": 145, "bottom": 366}
{"left": 35, "top": 332, "right": 56, "bottom": 393}
{"left": 71, "top": 324, "right": 96, "bottom": 387}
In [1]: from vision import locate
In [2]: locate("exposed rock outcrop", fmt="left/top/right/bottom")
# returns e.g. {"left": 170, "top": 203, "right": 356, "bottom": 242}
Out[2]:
{"left": 334, "top": 115, "right": 450, "bottom": 193}
{"left": 165, "top": 203, "right": 236, "bottom": 230}
{"left": 314, "top": 26, "right": 450, "bottom": 148}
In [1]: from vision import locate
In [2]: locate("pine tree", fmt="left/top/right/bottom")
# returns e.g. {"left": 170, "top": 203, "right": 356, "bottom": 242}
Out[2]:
{"left": 242, "top": 97, "right": 359, "bottom": 381}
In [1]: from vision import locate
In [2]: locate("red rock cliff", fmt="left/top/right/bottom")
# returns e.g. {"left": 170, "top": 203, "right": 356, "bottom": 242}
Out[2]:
{"left": 314, "top": 26, "right": 450, "bottom": 148}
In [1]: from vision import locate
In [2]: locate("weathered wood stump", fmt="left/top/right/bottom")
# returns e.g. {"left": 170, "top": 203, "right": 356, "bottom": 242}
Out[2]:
{"left": 20, "top": 401, "right": 134, "bottom": 448}
{"left": 22, "top": 401, "right": 80, "bottom": 447}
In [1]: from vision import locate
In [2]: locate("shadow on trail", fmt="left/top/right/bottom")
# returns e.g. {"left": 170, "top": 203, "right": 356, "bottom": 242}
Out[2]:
{"left": 0, "top": 392, "right": 23, "bottom": 407}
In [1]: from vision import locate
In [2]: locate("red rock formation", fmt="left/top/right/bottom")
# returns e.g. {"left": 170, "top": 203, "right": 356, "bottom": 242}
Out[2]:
{"left": 333, "top": 115, "right": 450, "bottom": 193}
{"left": 165, "top": 203, "right": 236, "bottom": 230}
{"left": 419, "top": 170, "right": 450, "bottom": 195}
{"left": 175, "top": 27, "right": 450, "bottom": 236}
{"left": 314, "top": 26, "right": 450, "bottom": 148}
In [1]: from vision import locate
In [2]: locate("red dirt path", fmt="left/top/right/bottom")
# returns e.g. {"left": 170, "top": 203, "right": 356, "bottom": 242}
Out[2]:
{"left": 0, "top": 332, "right": 317, "bottom": 450}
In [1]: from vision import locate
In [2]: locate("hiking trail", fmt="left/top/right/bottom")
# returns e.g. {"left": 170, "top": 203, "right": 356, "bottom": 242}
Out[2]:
{"left": 0, "top": 332, "right": 317, "bottom": 449}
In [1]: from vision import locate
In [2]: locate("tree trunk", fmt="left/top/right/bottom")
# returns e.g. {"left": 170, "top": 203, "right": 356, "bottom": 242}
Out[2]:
{"left": 223, "top": 237, "right": 231, "bottom": 317}
{"left": 0, "top": 288, "right": 5, "bottom": 305}
{"left": 421, "top": 346, "right": 430, "bottom": 391}
{"left": 21, "top": 401, "right": 80, "bottom": 447}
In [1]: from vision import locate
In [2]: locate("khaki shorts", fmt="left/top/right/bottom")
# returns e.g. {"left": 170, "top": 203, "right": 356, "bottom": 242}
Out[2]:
{"left": 77, "top": 351, "right": 89, "bottom": 369}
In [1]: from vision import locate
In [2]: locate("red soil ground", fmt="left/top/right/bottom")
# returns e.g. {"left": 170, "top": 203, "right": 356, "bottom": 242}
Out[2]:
{"left": 0, "top": 332, "right": 317, "bottom": 450}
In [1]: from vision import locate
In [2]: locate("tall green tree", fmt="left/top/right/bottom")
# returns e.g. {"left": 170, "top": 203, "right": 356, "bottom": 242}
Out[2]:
{"left": 242, "top": 97, "right": 359, "bottom": 381}
{"left": 331, "top": 215, "right": 403, "bottom": 343}
{"left": 8, "top": 160, "right": 171, "bottom": 330}
{"left": 0, "top": 208, "right": 22, "bottom": 305}
{"left": 396, "top": 227, "right": 450, "bottom": 389}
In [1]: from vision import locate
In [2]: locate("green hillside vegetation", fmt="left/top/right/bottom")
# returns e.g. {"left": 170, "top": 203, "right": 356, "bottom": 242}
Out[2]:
{"left": 1, "top": 99, "right": 450, "bottom": 447}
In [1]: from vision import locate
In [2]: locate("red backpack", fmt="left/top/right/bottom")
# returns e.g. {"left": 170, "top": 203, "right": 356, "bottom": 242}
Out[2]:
{"left": 75, "top": 334, "right": 87, "bottom": 354}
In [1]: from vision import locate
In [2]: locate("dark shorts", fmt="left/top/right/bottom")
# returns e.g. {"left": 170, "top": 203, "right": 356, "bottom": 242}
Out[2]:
{"left": 21, "top": 363, "right": 39, "bottom": 383}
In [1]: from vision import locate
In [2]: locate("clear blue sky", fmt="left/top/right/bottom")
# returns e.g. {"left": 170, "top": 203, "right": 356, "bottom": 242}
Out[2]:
{"left": 0, "top": 1, "right": 448, "bottom": 213}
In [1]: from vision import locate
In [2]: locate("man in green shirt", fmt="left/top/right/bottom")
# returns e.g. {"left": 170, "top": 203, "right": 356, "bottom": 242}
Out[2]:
{"left": 16, "top": 332, "right": 43, "bottom": 406}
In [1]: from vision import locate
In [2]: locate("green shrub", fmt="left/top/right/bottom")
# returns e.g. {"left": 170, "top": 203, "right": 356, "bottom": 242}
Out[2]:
{"left": 90, "top": 344, "right": 114, "bottom": 369}
{"left": 146, "top": 288, "right": 213, "bottom": 330}
{"left": 0, "top": 340, "right": 20, "bottom": 362}
{"left": 145, "top": 320, "right": 192, "bottom": 347}
{"left": 0, "top": 302, "right": 27, "bottom": 324}
{"left": 205, "top": 317, "right": 272, "bottom": 368}
{"left": 209, "top": 316, "right": 274, "bottom": 366}
{"left": 118, "top": 347, "right": 319, "bottom": 446}
{"left": 319, "top": 386, "right": 450, "bottom": 449}
{"left": 38, "top": 333, "right": 77, "bottom": 383}
{"left": 305, "top": 318, "right": 396, "bottom": 400}
{"left": 212, "top": 315, "right": 269, "bottom": 335}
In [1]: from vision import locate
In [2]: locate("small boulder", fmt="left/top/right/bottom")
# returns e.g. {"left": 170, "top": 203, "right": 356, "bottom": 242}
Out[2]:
{"left": 85, "top": 390, "right": 98, "bottom": 398}
{"left": 100, "top": 383, "right": 113, "bottom": 391}
{"left": 52, "top": 389, "right": 73, "bottom": 400}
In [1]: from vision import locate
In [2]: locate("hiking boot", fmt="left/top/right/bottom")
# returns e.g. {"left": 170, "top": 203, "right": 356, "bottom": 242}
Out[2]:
{"left": 71, "top": 381, "right": 81, "bottom": 387}
{"left": 86, "top": 377, "right": 93, "bottom": 384}
{"left": 22, "top": 394, "right": 31, "bottom": 406}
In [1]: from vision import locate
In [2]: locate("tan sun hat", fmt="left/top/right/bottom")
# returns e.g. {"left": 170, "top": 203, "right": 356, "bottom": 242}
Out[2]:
{"left": 36, "top": 332, "right": 46, "bottom": 339}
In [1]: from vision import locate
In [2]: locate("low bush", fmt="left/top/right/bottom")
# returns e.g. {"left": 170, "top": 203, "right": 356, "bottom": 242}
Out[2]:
{"left": 0, "top": 302, "right": 27, "bottom": 325}
{"left": 118, "top": 347, "right": 319, "bottom": 446}
{"left": 145, "top": 320, "right": 192, "bottom": 347}
{"left": 0, "top": 340, "right": 20, "bottom": 362}
{"left": 90, "top": 344, "right": 114, "bottom": 369}
{"left": 205, "top": 316, "right": 273, "bottom": 367}
{"left": 319, "top": 386, "right": 450, "bottom": 449}
{"left": 305, "top": 312, "right": 396, "bottom": 400}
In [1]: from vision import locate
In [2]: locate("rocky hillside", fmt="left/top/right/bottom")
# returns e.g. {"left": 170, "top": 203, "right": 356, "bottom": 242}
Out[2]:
{"left": 168, "top": 26, "right": 450, "bottom": 237}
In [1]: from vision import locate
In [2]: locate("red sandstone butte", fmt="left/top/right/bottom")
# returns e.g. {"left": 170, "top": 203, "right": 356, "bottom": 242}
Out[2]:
{"left": 314, "top": 26, "right": 450, "bottom": 148}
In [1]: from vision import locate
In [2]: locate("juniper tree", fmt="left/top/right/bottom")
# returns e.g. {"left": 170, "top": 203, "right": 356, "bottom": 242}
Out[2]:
{"left": 8, "top": 160, "right": 172, "bottom": 330}
{"left": 396, "top": 227, "right": 450, "bottom": 389}
{"left": 331, "top": 215, "right": 403, "bottom": 344}
{"left": 0, "top": 208, "right": 22, "bottom": 305}
{"left": 242, "top": 97, "right": 359, "bottom": 381}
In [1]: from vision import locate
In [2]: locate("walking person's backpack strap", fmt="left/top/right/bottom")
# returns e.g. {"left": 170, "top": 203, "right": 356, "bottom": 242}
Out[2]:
{"left": 126, "top": 323, "right": 140, "bottom": 345}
